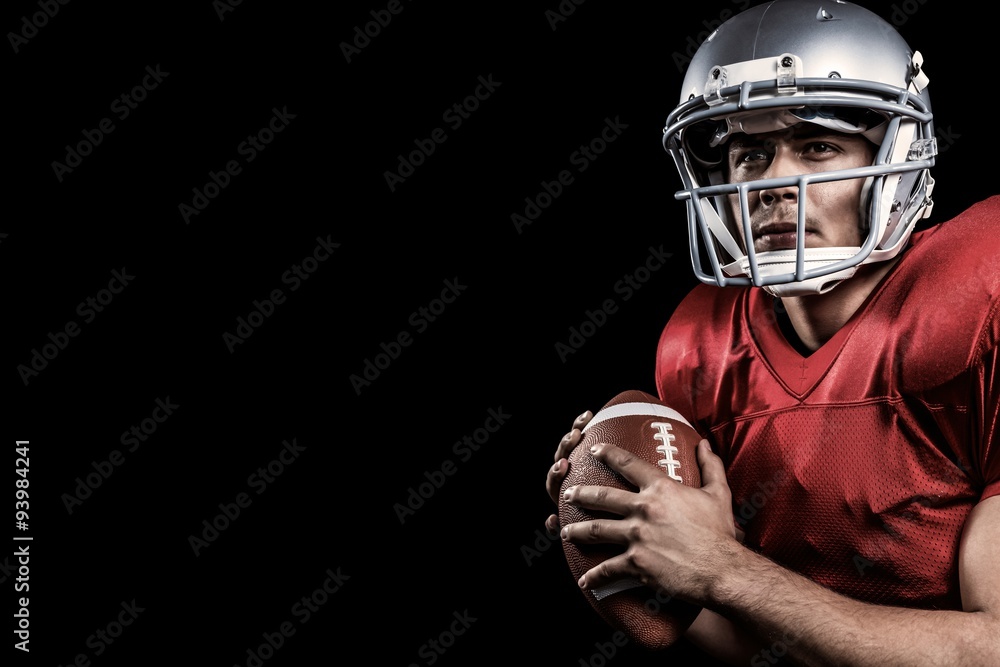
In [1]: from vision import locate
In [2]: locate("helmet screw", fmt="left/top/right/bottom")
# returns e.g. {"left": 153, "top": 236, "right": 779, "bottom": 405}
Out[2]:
{"left": 891, "top": 200, "right": 902, "bottom": 212}
{"left": 712, "top": 67, "right": 721, "bottom": 79}
{"left": 781, "top": 56, "right": 793, "bottom": 67}
{"left": 828, "top": 71, "right": 841, "bottom": 78}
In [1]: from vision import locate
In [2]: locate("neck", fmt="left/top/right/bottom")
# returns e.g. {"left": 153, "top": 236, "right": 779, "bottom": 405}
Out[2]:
{"left": 779, "top": 258, "right": 900, "bottom": 352}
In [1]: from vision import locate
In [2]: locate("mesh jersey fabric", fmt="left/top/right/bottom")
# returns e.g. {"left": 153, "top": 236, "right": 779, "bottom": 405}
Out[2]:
{"left": 655, "top": 195, "right": 1000, "bottom": 609}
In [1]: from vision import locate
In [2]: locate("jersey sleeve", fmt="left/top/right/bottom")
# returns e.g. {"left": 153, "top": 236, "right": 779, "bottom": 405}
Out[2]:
{"left": 654, "top": 283, "right": 747, "bottom": 444}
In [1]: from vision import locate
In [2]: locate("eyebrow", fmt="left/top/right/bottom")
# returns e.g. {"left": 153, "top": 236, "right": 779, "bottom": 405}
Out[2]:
{"left": 732, "top": 125, "right": 857, "bottom": 148}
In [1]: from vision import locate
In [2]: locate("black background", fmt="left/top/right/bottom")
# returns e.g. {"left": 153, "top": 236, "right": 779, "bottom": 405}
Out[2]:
{"left": 5, "top": 1, "right": 993, "bottom": 665}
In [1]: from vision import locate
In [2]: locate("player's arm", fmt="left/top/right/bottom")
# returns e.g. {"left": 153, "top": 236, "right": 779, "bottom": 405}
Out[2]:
{"left": 565, "top": 443, "right": 1000, "bottom": 666}
{"left": 703, "top": 494, "right": 1000, "bottom": 667}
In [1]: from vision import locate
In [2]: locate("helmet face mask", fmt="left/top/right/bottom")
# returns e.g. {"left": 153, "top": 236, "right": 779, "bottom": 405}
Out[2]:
{"left": 721, "top": 121, "right": 877, "bottom": 245}
{"left": 663, "top": 0, "right": 937, "bottom": 297}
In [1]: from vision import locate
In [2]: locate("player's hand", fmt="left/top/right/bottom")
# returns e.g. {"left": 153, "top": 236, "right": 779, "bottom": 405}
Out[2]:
{"left": 544, "top": 410, "right": 592, "bottom": 534}
{"left": 560, "top": 439, "right": 741, "bottom": 604}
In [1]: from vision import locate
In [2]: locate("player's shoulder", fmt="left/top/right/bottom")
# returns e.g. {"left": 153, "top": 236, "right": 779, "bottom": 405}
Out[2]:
{"left": 658, "top": 283, "right": 742, "bottom": 344}
{"left": 656, "top": 281, "right": 746, "bottom": 374}
{"left": 892, "top": 196, "right": 1000, "bottom": 298}
{"left": 906, "top": 195, "right": 1000, "bottom": 269}
{"left": 877, "top": 195, "right": 1000, "bottom": 374}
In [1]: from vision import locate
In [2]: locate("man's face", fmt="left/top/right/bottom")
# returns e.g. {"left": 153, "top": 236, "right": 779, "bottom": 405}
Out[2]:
{"left": 724, "top": 122, "right": 877, "bottom": 254}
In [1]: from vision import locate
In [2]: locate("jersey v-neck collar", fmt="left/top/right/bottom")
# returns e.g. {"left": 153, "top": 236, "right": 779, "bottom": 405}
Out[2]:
{"left": 743, "top": 280, "right": 890, "bottom": 400}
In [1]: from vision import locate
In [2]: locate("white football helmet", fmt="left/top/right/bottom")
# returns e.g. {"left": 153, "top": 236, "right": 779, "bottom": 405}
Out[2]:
{"left": 662, "top": 0, "right": 936, "bottom": 296}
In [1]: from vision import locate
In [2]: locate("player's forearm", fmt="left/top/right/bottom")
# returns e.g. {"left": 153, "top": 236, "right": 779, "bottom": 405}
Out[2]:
{"left": 707, "top": 544, "right": 1000, "bottom": 666}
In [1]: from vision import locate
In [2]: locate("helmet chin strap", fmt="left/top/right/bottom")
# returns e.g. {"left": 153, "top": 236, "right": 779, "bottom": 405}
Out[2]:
{"left": 723, "top": 248, "right": 860, "bottom": 297}
{"left": 763, "top": 269, "right": 857, "bottom": 298}
{"left": 727, "top": 221, "right": 918, "bottom": 298}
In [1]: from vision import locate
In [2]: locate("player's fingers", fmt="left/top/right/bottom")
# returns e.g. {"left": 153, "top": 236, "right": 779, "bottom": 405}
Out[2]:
{"left": 560, "top": 516, "right": 628, "bottom": 546}
{"left": 562, "top": 481, "right": 633, "bottom": 517}
{"left": 588, "top": 441, "right": 660, "bottom": 489}
{"left": 545, "top": 513, "right": 560, "bottom": 534}
{"left": 553, "top": 428, "right": 582, "bottom": 463}
{"left": 546, "top": 458, "right": 568, "bottom": 504}
{"left": 696, "top": 440, "right": 728, "bottom": 493}
{"left": 572, "top": 409, "right": 593, "bottom": 431}
{"left": 577, "top": 553, "right": 636, "bottom": 592}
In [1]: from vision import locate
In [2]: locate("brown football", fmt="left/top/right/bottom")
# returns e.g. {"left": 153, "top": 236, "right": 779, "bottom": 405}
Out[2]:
{"left": 559, "top": 389, "right": 703, "bottom": 650}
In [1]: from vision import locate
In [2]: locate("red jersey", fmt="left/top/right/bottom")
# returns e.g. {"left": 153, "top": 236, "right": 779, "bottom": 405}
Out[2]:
{"left": 655, "top": 196, "right": 1000, "bottom": 610}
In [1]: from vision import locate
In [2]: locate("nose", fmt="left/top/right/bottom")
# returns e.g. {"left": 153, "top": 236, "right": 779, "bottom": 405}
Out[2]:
{"left": 757, "top": 149, "right": 799, "bottom": 207}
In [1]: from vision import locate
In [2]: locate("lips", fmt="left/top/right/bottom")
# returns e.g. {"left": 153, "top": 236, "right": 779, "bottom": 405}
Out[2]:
{"left": 753, "top": 222, "right": 811, "bottom": 253}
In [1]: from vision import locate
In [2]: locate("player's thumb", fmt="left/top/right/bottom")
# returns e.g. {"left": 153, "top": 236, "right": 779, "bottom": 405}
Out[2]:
{"left": 696, "top": 439, "right": 727, "bottom": 490}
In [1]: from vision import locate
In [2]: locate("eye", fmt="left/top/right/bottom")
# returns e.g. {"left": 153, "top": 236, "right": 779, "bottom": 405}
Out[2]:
{"left": 737, "top": 147, "right": 771, "bottom": 163}
{"left": 805, "top": 142, "right": 838, "bottom": 155}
